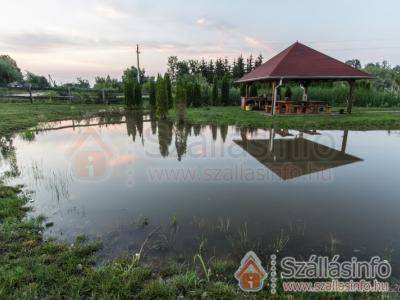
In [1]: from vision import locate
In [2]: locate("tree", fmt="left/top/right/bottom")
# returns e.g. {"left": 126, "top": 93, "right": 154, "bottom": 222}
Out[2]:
{"left": 220, "top": 75, "right": 230, "bottom": 105}
{"left": 246, "top": 55, "right": 254, "bottom": 73}
{"left": 123, "top": 67, "right": 138, "bottom": 82}
{"left": 94, "top": 75, "right": 120, "bottom": 90}
{"left": 167, "top": 56, "right": 178, "bottom": 81}
{"left": 176, "top": 61, "right": 190, "bottom": 79}
{"left": 156, "top": 75, "right": 168, "bottom": 119}
{"left": 185, "top": 82, "right": 194, "bottom": 107}
{"left": 175, "top": 80, "right": 187, "bottom": 123}
{"left": 215, "top": 58, "right": 225, "bottom": 79}
{"left": 249, "top": 84, "right": 257, "bottom": 97}
{"left": 232, "top": 55, "right": 245, "bottom": 79}
{"left": 188, "top": 59, "right": 200, "bottom": 75}
{"left": 193, "top": 83, "right": 202, "bottom": 107}
{"left": 211, "top": 77, "right": 219, "bottom": 106}
{"left": 175, "top": 122, "right": 188, "bottom": 161}
{"left": 199, "top": 58, "right": 208, "bottom": 79}
{"left": 345, "top": 59, "right": 362, "bottom": 70}
{"left": 255, "top": 54, "right": 263, "bottom": 68}
{"left": 285, "top": 86, "right": 292, "bottom": 99}
{"left": 240, "top": 84, "right": 246, "bottom": 97}
{"left": 0, "top": 55, "right": 23, "bottom": 85}
{"left": 123, "top": 75, "right": 135, "bottom": 109}
{"left": 123, "top": 66, "right": 146, "bottom": 84}
{"left": 76, "top": 77, "right": 90, "bottom": 89}
{"left": 165, "top": 73, "right": 173, "bottom": 108}
{"left": 223, "top": 58, "right": 230, "bottom": 75}
{"left": 134, "top": 82, "right": 142, "bottom": 107}
{"left": 149, "top": 79, "right": 156, "bottom": 107}
{"left": 276, "top": 86, "right": 283, "bottom": 100}
{"left": 25, "top": 72, "right": 50, "bottom": 89}
{"left": 207, "top": 60, "right": 215, "bottom": 83}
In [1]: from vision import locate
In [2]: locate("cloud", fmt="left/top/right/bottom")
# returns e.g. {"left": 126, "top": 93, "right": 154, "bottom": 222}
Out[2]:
{"left": 244, "top": 36, "right": 262, "bottom": 47}
{"left": 95, "top": 3, "right": 127, "bottom": 19}
{"left": 194, "top": 16, "right": 276, "bottom": 56}
{"left": 196, "top": 18, "right": 207, "bottom": 26}
{"left": 0, "top": 31, "right": 134, "bottom": 52}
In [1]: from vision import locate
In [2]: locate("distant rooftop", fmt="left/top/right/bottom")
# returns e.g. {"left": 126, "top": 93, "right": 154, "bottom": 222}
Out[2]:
{"left": 236, "top": 42, "right": 372, "bottom": 83}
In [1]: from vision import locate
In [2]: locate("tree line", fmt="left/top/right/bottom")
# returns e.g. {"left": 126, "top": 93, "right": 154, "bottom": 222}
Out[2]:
{"left": 166, "top": 54, "right": 263, "bottom": 83}
{"left": 2, "top": 52, "right": 400, "bottom": 109}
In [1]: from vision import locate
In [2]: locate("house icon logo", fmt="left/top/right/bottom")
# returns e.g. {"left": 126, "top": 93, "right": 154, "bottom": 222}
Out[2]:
{"left": 234, "top": 251, "right": 268, "bottom": 292}
{"left": 66, "top": 128, "right": 113, "bottom": 181}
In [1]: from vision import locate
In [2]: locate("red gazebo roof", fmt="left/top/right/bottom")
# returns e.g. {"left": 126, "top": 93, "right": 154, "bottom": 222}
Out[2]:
{"left": 236, "top": 42, "right": 372, "bottom": 83}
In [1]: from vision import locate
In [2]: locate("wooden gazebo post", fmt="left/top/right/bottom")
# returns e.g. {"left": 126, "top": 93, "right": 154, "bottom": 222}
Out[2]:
{"left": 271, "top": 78, "right": 283, "bottom": 116}
{"left": 347, "top": 80, "right": 356, "bottom": 114}
{"left": 341, "top": 130, "right": 348, "bottom": 152}
{"left": 271, "top": 81, "right": 276, "bottom": 115}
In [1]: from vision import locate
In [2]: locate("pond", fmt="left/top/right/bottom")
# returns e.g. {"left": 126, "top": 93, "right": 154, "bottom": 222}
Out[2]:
{"left": 1, "top": 112, "right": 400, "bottom": 274}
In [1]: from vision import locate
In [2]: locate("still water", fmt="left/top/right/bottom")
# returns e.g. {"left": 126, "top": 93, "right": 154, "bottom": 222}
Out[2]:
{"left": 1, "top": 112, "right": 400, "bottom": 273}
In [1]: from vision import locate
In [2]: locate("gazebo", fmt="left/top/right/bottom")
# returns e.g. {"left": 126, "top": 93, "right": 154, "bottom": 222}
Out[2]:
{"left": 236, "top": 42, "right": 373, "bottom": 115}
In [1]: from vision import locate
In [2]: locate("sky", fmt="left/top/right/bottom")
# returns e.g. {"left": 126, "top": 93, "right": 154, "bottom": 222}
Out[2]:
{"left": 1, "top": 0, "right": 400, "bottom": 84}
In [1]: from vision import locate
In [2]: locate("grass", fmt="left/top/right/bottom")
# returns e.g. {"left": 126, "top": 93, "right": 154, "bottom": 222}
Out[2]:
{"left": 169, "top": 106, "right": 400, "bottom": 130}
{"left": 0, "top": 102, "right": 397, "bottom": 298}
{"left": 0, "top": 103, "right": 125, "bottom": 137}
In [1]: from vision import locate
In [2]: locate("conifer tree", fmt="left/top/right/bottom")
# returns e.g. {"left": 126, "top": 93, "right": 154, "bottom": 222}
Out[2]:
{"left": 123, "top": 75, "right": 135, "bottom": 109}
{"left": 211, "top": 77, "right": 219, "bottom": 106}
{"left": 175, "top": 80, "right": 187, "bottom": 123}
{"left": 149, "top": 79, "right": 156, "bottom": 107}
{"left": 221, "top": 75, "right": 230, "bottom": 105}
{"left": 156, "top": 75, "right": 168, "bottom": 119}
{"left": 193, "top": 83, "right": 202, "bottom": 107}
{"left": 165, "top": 73, "right": 173, "bottom": 108}
{"left": 255, "top": 54, "right": 263, "bottom": 68}
{"left": 246, "top": 55, "right": 254, "bottom": 73}
{"left": 134, "top": 83, "right": 142, "bottom": 107}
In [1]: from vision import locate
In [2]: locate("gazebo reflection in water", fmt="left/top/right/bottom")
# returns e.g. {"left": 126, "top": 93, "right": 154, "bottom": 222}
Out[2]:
{"left": 234, "top": 129, "right": 362, "bottom": 181}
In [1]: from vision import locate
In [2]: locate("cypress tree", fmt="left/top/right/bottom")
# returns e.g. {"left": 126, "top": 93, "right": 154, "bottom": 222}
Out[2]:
{"left": 134, "top": 83, "right": 142, "bottom": 107}
{"left": 156, "top": 75, "right": 168, "bottom": 119}
{"left": 149, "top": 79, "right": 156, "bottom": 107}
{"left": 175, "top": 80, "right": 187, "bottom": 123}
{"left": 165, "top": 73, "right": 173, "bottom": 108}
{"left": 124, "top": 76, "right": 135, "bottom": 109}
{"left": 193, "top": 83, "right": 201, "bottom": 107}
{"left": 211, "top": 77, "right": 219, "bottom": 106}
{"left": 185, "top": 82, "right": 194, "bottom": 107}
{"left": 221, "top": 76, "right": 230, "bottom": 105}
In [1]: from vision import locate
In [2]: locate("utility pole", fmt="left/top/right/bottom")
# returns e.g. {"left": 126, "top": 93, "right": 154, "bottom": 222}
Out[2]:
{"left": 136, "top": 44, "right": 141, "bottom": 84}
{"left": 48, "top": 74, "right": 55, "bottom": 87}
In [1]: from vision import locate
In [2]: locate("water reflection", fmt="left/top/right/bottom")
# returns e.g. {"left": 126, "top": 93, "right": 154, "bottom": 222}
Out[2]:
{"left": 234, "top": 129, "right": 362, "bottom": 180}
{"left": 2, "top": 113, "right": 400, "bottom": 276}
{"left": 0, "top": 136, "right": 20, "bottom": 180}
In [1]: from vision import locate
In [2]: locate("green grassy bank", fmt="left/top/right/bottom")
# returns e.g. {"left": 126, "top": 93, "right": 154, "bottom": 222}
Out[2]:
{"left": 171, "top": 106, "right": 400, "bottom": 130}
{"left": 0, "top": 103, "right": 396, "bottom": 298}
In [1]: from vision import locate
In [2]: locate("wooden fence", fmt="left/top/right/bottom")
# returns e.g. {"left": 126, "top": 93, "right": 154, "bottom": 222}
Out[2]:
{"left": 0, "top": 87, "right": 127, "bottom": 104}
